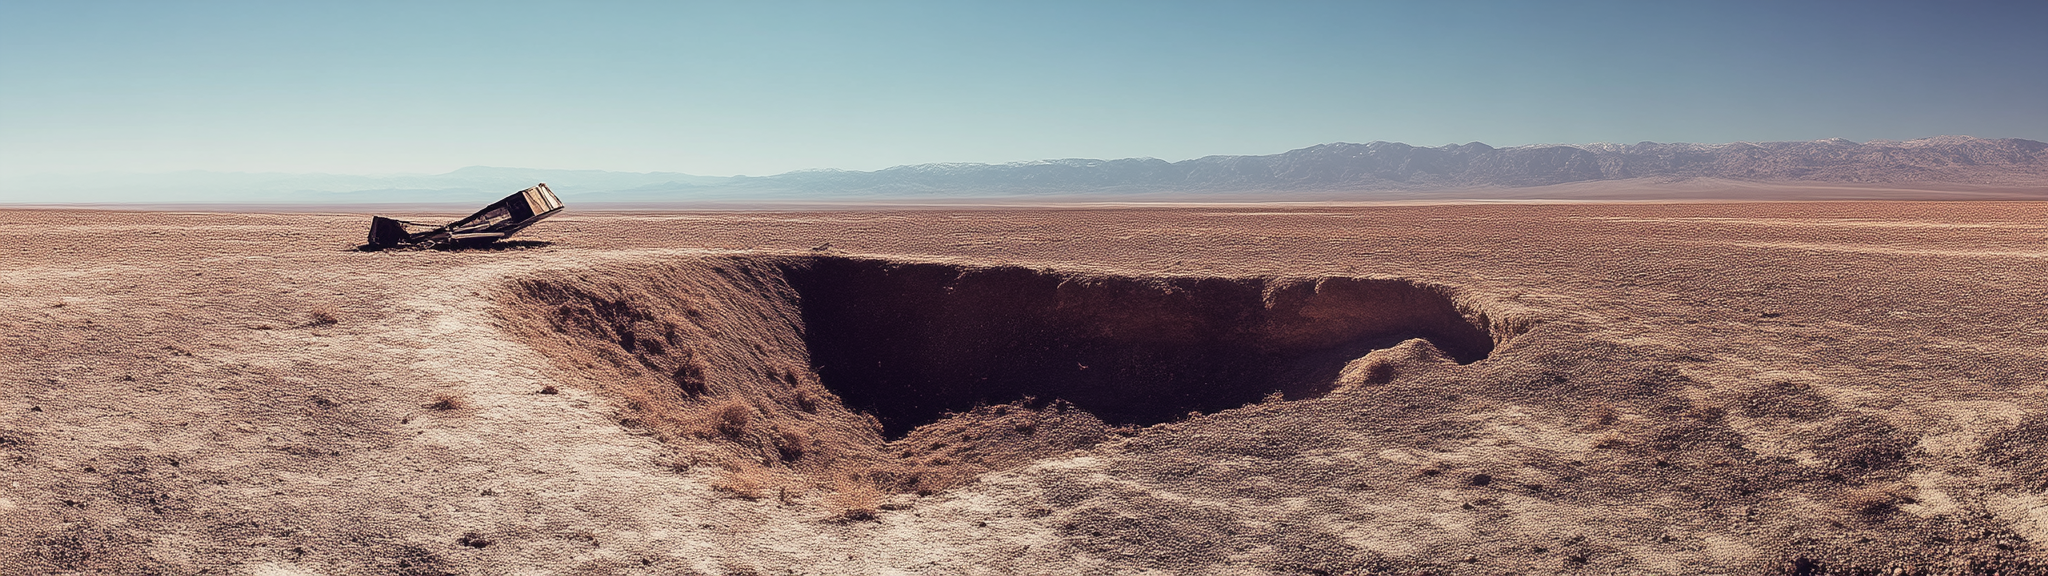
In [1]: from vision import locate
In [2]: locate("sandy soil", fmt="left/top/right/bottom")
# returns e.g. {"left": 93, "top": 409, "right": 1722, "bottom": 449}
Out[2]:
{"left": 3, "top": 197, "right": 2047, "bottom": 575}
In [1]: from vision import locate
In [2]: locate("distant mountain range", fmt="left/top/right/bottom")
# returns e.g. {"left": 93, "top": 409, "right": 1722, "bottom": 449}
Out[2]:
{"left": 689, "top": 135, "right": 2048, "bottom": 198}
{"left": 9, "top": 136, "right": 2045, "bottom": 204}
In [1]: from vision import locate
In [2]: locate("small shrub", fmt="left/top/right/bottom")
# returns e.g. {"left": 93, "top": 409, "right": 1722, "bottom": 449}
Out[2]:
{"left": 713, "top": 401, "right": 753, "bottom": 438}
{"left": 773, "top": 428, "right": 810, "bottom": 461}
{"left": 672, "top": 360, "right": 708, "bottom": 395}
{"left": 306, "top": 306, "right": 341, "bottom": 326}
{"left": 426, "top": 393, "right": 466, "bottom": 411}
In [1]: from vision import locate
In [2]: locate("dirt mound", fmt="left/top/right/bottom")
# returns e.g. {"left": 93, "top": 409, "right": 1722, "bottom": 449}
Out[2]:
{"left": 498, "top": 255, "right": 1516, "bottom": 495}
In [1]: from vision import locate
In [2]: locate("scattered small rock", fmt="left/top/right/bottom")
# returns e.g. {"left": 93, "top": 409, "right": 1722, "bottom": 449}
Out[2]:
{"left": 539, "top": 385, "right": 559, "bottom": 395}
{"left": 457, "top": 532, "right": 493, "bottom": 548}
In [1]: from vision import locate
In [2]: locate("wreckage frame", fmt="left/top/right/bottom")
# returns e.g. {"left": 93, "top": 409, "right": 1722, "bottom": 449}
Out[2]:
{"left": 363, "top": 183, "right": 565, "bottom": 250}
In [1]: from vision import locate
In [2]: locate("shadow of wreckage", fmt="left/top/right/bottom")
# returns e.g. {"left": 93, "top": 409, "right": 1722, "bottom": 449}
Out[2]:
{"left": 362, "top": 183, "right": 565, "bottom": 250}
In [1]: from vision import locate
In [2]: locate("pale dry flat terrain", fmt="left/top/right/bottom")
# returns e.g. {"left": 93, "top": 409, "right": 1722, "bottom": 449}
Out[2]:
{"left": 3, "top": 199, "right": 2047, "bottom": 575}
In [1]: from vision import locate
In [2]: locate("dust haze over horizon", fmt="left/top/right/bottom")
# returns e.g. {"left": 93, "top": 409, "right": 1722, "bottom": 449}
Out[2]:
{"left": 4, "top": 0, "right": 2047, "bottom": 199}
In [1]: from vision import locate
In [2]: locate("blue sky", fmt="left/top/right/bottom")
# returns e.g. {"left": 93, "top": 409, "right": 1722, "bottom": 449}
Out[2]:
{"left": 3, "top": 1, "right": 2045, "bottom": 178}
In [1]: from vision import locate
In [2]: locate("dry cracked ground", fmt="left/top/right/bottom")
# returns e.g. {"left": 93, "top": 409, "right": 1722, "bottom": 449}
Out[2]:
{"left": 3, "top": 198, "right": 2048, "bottom": 575}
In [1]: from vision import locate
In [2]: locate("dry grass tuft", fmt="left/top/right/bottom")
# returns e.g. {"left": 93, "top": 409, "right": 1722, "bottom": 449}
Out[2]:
{"left": 425, "top": 393, "right": 466, "bottom": 411}
{"left": 663, "top": 453, "right": 702, "bottom": 473}
{"left": 672, "top": 359, "right": 709, "bottom": 396}
{"left": 772, "top": 428, "right": 810, "bottom": 461}
{"left": 712, "top": 462, "right": 774, "bottom": 500}
{"left": 826, "top": 473, "right": 883, "bottom": 521}
{"left": 712, "top": 400, "right": 753, "bottom": 438}
{"left": 306, "top": 305, "right": 341, "bottom": 326}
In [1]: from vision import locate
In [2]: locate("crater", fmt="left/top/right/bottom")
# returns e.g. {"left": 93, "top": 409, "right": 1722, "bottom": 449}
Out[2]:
{"left": 788, "top": 258, "right": 1498, "bottom": 437}
{"left": 499, "top": 255, "right": 1524, "bottom": 493}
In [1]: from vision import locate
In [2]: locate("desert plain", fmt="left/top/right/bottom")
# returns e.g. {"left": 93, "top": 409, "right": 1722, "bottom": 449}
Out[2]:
{"left": 3, "top": 196, "right": 2048, "bottom": 575}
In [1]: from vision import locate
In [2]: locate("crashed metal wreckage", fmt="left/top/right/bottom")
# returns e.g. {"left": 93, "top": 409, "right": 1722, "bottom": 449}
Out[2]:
{"left": 365, "top": 183, "right": 565, "bottom": 249}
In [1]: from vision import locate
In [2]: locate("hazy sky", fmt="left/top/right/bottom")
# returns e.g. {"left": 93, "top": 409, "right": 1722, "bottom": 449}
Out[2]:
{"left": 4, "top": 1, "right": 2045, "bottom": 177}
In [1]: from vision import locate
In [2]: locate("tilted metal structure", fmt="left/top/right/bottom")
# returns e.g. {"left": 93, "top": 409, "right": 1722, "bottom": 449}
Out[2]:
{"left": 365, "top": 183, "right": 565, "bottom": 249}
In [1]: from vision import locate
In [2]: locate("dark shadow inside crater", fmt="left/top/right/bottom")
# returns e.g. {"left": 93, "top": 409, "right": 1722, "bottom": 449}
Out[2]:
{"left": 786, "top": 258, "right": 1497, "bottom": 438}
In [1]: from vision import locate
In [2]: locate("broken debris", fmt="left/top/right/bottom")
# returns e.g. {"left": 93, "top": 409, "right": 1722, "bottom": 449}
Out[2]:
{"left": 364, "top": 183, "right": 564, "bottom": 250}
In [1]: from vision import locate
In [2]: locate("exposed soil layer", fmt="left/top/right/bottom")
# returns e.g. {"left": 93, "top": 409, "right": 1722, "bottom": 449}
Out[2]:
{"left": 497, "top": 255, "right": 1513, "bottom": 495}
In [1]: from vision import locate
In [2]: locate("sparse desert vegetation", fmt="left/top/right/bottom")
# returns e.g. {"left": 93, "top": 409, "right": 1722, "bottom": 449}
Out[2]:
{"left": 710, "top": 462, "right": 775, "bottom": 500}
{"left": 826, "top": 473, "right": 884, "bottom": 521}
{"left": 6, "top": 199, "right": 2048, "bottom": 574}
{"left": 425, "top": 393, "right": 466, "bottom": 411}
{"left": 304, "top": 305, "right": 340, "bottom": 327}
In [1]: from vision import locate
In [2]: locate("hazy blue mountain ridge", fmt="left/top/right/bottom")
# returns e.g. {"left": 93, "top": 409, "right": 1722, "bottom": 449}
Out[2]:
{"left": 8, "top": 136, "right": 2044, "bottom": 203}
{"left": 696, "top": 136, "right": 2048, "bottom": 197}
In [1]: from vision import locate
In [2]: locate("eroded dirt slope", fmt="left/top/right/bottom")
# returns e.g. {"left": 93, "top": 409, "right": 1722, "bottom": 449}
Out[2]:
{"left": 2, "top": 200, "right": 2047, "bottom": 575}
